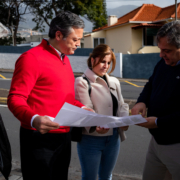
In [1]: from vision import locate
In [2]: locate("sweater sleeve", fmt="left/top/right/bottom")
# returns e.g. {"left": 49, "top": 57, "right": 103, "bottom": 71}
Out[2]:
{"left": 72, "top": 99, "right": 84, "bottom": 108}
{"left": 157, "top": 112, "right": 180, "bottom": 129}
{"left": 8, "top": 52, "right": 40, "bottom": 126}
{"left": 136, "top": 60, "right": 162, "bottom": 107}
{"left": 136, "top": 77, "right": 152, "bottom": 107}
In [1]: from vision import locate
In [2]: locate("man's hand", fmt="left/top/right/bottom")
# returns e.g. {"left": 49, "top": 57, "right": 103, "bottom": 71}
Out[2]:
{"left": 82, "top": 106, "right": 95, "bottom": 113}
{"left": 96, "top": 127, "right": 109, "bottom": 134}
{"left": 120, "top": 126, "right": 129, "bottom": 131}
{"left": 131, "top": 102, "right": 146, "bottom": 117}
{"left": 137, "top": 116, "right": 157, "bottom": 129}
{"left": 33, "top": 116, "right": 60, "bottom": 134}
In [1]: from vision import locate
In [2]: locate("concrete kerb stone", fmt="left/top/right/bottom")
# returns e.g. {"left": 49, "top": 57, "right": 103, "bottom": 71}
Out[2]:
{"left": 0, "top": 69, "right": 14, "bottom": 73}
{"left": 0, "top": 71, "right": 140, "bottom": 106}
{"left": 0, "top": 88, "right": 9, "bottom": 96}
{"left": 0, "top": 70, "right": 148, "bottom": 83}
{"left": 0, "top": 93, "right": 137, "bottom": 108}
{"left": 74, "top": 72, "right": 148, "bottom": 83}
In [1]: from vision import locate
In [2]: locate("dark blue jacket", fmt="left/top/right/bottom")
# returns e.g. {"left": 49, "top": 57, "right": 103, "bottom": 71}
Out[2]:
{"left": 137, "top": 59, "right": 180, "bottom": 145}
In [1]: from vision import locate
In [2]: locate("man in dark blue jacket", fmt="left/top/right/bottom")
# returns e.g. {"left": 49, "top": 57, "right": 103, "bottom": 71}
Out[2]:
{"left": 132, "top": 21, "right": 180, "bottom": 180}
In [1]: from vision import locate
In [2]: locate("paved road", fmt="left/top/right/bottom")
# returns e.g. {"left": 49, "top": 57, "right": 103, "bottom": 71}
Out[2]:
{"left": 0, "top": 72, "right": 146, "bottom": 100}
{"left": 0, "top": 106, "right": 151, "bottom": 179}
{"left": 0, "top": 71, "right": 150, "bottom": 179}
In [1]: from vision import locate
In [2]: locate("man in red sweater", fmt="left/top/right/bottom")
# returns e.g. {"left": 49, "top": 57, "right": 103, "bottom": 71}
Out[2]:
{"left": 8, "top": 11, "right": 92, "bottom": 180}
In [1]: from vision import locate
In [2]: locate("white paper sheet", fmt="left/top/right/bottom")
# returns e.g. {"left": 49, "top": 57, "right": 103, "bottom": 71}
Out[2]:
{"left": 52, "top": 103, "right": 147, "bottom": 128}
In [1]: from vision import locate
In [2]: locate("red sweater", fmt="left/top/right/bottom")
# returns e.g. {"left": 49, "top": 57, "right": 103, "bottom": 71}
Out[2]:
{"left": 8, "top": 39, "right": 83, "bottom": 133}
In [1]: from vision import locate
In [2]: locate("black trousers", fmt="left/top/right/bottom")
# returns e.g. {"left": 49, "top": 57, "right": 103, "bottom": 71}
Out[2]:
{"left": 20, "top": 127, "right": 71, "bottom": 180}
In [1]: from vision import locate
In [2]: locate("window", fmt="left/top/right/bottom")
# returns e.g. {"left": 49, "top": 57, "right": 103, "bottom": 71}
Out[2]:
{"left": 81, "top": 42, "right": 84, "bottom": 48}
{"left": 143, "top": 28, "right": 159, "bottom": 46}
{"left": 93, "top": 38, "right": 105, "bottom": 48}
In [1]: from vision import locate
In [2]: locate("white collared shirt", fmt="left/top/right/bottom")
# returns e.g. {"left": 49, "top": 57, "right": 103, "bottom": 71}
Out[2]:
{"left": 50, "top": 44, "right": 65, "bottom": 61}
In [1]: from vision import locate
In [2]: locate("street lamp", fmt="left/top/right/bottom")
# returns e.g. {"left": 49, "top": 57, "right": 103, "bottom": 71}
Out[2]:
{"left": 175, "top": 0, "right": 177, "bottom": 21}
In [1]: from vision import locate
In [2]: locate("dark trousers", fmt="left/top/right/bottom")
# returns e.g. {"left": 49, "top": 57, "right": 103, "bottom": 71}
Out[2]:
{"left": 20, "top": 127, "right": 71, "bottom": 180}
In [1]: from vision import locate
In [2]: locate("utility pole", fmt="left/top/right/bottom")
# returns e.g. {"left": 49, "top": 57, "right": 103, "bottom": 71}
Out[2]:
{"left": 175, "top": 0, "right": 177, "bottom": 21}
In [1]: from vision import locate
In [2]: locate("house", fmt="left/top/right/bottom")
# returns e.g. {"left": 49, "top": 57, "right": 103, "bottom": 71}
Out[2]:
{"left": 84, "top": 3, "right": 180, "bottom": 54}
{"left": 0, "top": 22, "right": 10, "bottom": 38}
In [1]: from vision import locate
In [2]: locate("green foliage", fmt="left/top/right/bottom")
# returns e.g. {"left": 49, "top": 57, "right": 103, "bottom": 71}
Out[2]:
{"left": 0, "top": 0, "right": 29, "bottom": 46}
{"left": 0, "top": 36, "right": 26, "bottom": 46}
{"left": 25, "top": 0, "right": 107, "bottom": 31}
{"left": 0, "top": 1, "right": 16, "bottom": 27}
{"left": 0, "top": 0, "right": 107, "bottom": 46}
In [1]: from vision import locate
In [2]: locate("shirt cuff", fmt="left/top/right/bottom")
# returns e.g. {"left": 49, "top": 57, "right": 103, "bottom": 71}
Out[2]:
{"left": 155, "top": 118, "right": 158, "bottom": 125}
{"left": 81, "top": 106, "right": 86, "bottom": 109}
{"left": 31, "top": 114, "right": 39, "bottom": 128}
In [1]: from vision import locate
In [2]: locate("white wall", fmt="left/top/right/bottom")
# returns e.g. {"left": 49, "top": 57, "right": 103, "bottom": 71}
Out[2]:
{"left": 0, "top": 54, "right": 122, "bottom": 78}
{"left": 0, "top": 53, "right": 20, "bottom": 69}
{"left": 68, "top": 56, "right": 88, "bottom": 73}
{"left": 0, "top": 53, "right": 89, "bottom": 73}
{"left": 111, "top": 53, "right": 122, "bottom": 78}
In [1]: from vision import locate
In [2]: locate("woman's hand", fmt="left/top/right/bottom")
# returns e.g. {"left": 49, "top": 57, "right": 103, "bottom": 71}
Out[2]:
{"left": 96, "top": 127, "right": 109, "bottom": 134}
{"left": 120, "top": 126, "right": 129, "bottom": 131}
{"left": 81, "top": 106, "right": 95, "bottom": 113}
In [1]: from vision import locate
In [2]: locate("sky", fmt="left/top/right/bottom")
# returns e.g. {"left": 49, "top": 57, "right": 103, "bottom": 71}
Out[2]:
{"left": 106, "top": 0, "right": 179, "bottom": 9}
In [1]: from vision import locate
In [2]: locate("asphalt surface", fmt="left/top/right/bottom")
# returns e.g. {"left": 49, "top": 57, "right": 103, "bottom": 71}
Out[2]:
{"left": 0, "top": 71, "right": 147, "bottom": 106}
{"left": 0, "top": 70, "right": 149, "bottom": 180}
{"left": 0, "top": 106, "right": 150, "bottom": 180}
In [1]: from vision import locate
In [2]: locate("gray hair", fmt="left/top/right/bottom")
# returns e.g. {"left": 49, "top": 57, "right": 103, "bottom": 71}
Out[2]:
{"left": 49, "top": 11, "right": 85, "bottom": 39}
{"left": 156, "top": 21, "right": 180, "bottom": 48}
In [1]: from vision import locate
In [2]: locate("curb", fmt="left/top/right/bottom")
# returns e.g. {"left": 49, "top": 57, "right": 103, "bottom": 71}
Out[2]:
{"left": 0, "top": 97, "right": 136, "bottom": 108}
{"left": 0, "top": 69, "right": 14, "bottom": 73}
{"left": 0, "top": 70, "right": 148, "bottom": 83}
{"left": 0, "top": 72, "right": 138, "bottom": 106}
{"left": 0, "top": 88, "right": 9, "bottom": 104}
{"left": 74, "top": 72, "right": 148, "bottom": 83}
{"left": 0, "top": 93, "right": 137, "bottom": 108}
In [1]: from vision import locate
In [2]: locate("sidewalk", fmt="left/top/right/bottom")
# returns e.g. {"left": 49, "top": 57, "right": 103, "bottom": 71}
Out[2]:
{"left": 0, "top": 169, "right": 142, "bottom": 180}
{"left": 0, "top": 160, "right": 142, "bottom": 180}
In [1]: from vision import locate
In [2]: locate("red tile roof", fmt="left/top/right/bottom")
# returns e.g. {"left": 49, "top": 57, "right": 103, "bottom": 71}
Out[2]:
{"left": 155, "top": 3, "right": 180, "bottom": 21}
{"left": 132, "top": 23, "right": 163, "bottom": 29}
{"left": 93, "top": 3, "right": 180, "bottom": 32}
{"left": 130, "top": 4, "right": 161, "bottom": 21}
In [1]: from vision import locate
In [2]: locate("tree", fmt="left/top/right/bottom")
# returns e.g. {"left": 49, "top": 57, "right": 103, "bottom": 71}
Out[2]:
{"left": 25, "top": 0, "right": 107, "bottom": 31}
{"left": 0, "top": 35, "right": 25, "bottom": 46}
{"left": 0, "top": 0, "right": 107, "bottom": 45}
{"left": 0, "top": 0, "right": 29, "bottom": 46}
